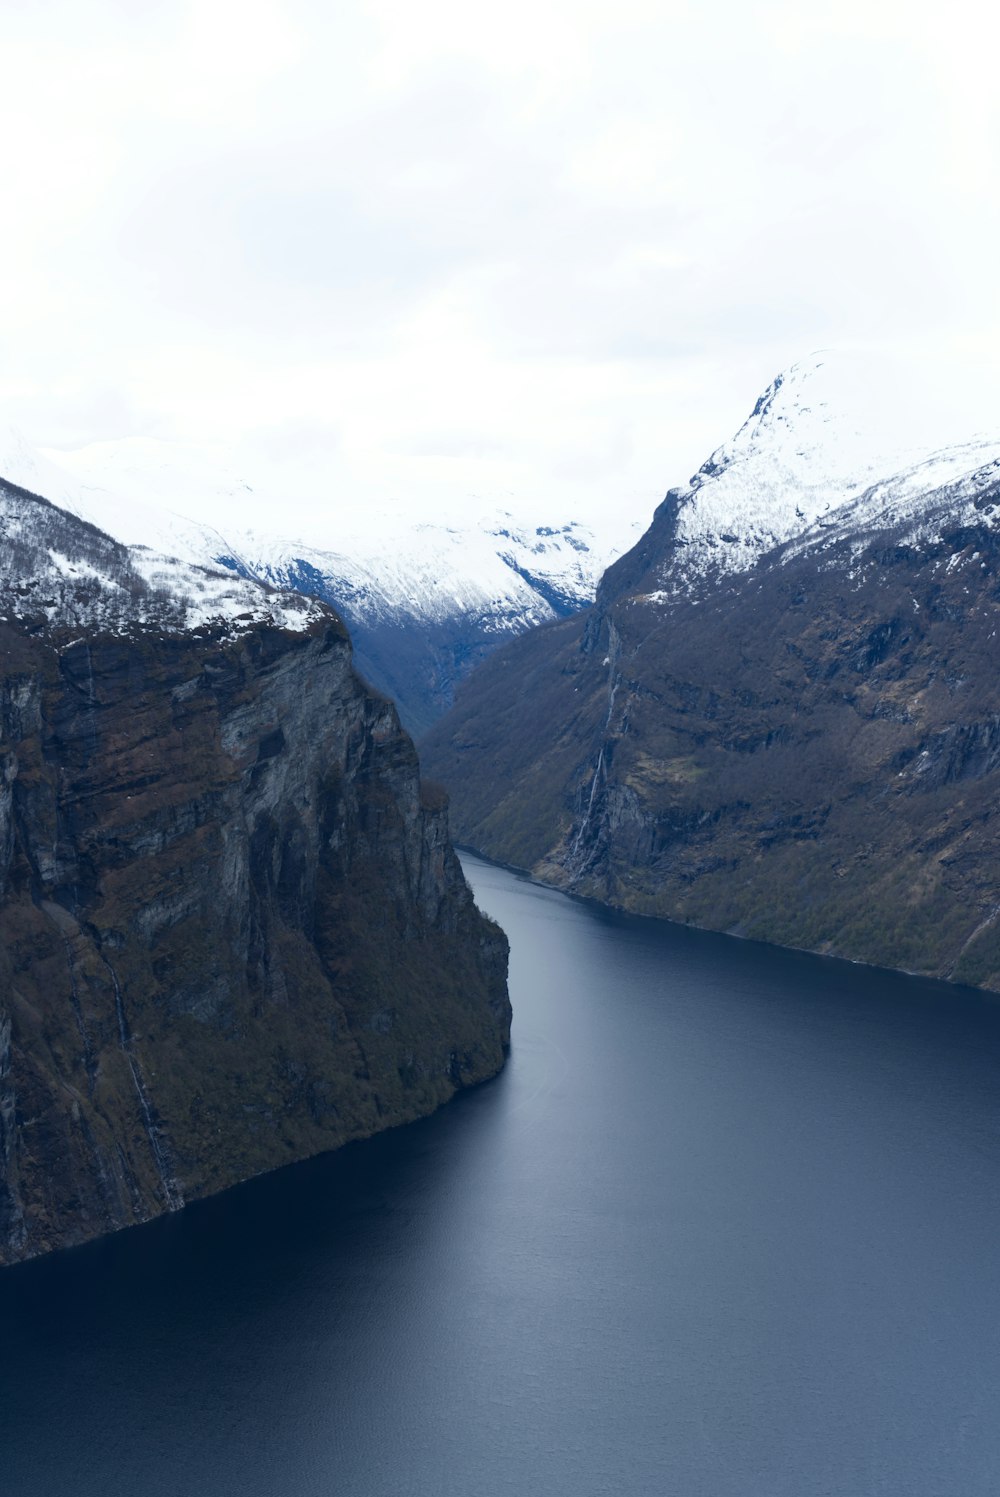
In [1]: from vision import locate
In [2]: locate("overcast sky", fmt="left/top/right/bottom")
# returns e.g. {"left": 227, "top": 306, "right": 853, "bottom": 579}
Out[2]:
{"left": 1, "top": 0, "right": 998, "bottom": 528}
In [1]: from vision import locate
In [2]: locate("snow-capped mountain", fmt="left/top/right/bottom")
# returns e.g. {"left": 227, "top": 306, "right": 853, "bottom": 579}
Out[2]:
{"left": 632, "top": 350, "right": 1000, "bottom": 599}
{"left": 422, "top": 350, "right": 1000, "bottom": 992}
{"left": 47, "top": 435, "right": 624, "bottom": 619}
{"left": 0, "top": 428, "right": 642, "bottom": 732}
{"left": 0, "top": 475, "right": 327, "bottom": 640}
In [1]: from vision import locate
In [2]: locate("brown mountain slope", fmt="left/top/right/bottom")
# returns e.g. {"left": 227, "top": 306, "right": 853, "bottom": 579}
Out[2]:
{"left": 422, "top": 485, "right": 1000, "bottom": 992}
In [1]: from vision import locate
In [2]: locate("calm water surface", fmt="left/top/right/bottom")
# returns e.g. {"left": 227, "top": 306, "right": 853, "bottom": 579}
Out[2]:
{"left": 4, "top": 854, "right": 1000, "bottom": 1495}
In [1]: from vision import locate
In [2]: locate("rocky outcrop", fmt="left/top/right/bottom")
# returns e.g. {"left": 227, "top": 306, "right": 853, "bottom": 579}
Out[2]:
{"left": 0, "top": 486, "right": 510, "bottom": 1267}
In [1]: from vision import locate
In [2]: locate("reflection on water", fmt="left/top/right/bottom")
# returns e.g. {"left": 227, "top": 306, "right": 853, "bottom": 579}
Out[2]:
{"left": 3, "top": 853, "right": 1000, "bottom": 1496}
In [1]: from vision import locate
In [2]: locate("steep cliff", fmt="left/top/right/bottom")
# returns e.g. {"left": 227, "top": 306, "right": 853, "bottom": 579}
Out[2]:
{"left": 422, "top": 356, "right": 1000, "bottom": 991}
{"left": 0, "top": 481, "right": 510, "bottom": 1266}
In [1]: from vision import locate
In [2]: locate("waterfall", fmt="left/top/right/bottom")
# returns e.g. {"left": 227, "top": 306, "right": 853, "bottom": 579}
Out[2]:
{"left": 100, "top": 952, "right": 184, "bottom": 1213}
{"left": 569, "top": 622, "right": 622, "bottom": 866}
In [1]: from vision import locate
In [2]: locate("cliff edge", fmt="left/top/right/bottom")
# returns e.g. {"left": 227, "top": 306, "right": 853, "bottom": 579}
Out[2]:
{"left": 0, "top": 479, "right": 510, "bottom": 1266}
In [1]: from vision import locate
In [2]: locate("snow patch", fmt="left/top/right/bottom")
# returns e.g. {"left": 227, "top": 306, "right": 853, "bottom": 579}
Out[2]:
{"left": 651, "top": 350, "right": 1000, "bottom": 594}
{"left": 0, "top": 481, "right": 328, "bottom": 639}
{"left": 29, "top": 433, "right": 645, "bottom": 634}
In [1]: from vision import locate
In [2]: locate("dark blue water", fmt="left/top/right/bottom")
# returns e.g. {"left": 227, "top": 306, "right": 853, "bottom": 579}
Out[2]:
{"left": 4, "top": 854, "right": 1000, "bottom": 1496}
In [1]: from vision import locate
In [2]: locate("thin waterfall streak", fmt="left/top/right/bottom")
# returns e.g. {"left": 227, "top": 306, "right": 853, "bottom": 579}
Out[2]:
{"left": 570, "top": 623, "right": 622, "bottom": 863}
{"left": 100, "top": 951, "right": 184, "bottom": 1213}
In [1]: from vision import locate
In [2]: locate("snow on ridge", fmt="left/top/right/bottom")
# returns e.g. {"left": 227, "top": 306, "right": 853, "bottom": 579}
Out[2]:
{"left": 128, "top": 548, "right": 329, "bottom": 635}
{"left": 40, "top": 435, "right": 641, "bottom": 627}
{"left": 0, "top": 481, "right": 328, "bottom": 639}
{"left": 1, "top": 427, "right": 630, "bottom": 640}
{"left": 0, "top": 422, "right": 90, "bottom": 512}
{"left": 233, "top": 512, "right": 607, "bottom": 628}
{"left": 780, "top": 446, "right": 1000, "bottom": 568}
{"left": 18, "top": 346, "right": 998, "bottom": 631}
{"left": 655, "top": 349, "right": 1000, "bottom": 592}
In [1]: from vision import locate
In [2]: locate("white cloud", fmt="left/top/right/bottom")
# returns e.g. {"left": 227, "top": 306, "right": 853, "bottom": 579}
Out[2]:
{"left": 1, "top": 0, "right": 999, "bottom": 532}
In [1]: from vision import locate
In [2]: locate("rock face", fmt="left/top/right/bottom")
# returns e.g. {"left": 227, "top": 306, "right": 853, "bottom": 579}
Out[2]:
{"left": 422, "top": 355, "right": 1000, "bottom": 992}
{"left": 0, "top": 481, "right": 510, "bottom": 1267}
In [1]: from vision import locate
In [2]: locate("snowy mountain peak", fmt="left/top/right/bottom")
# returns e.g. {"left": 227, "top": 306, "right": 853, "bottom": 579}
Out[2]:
{"left": 656, "top": 349, "right": 1000, "bottom": 593}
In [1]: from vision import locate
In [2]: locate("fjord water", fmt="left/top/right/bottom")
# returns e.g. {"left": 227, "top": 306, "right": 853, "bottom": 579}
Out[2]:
{"left": 4, "top": 856, "right": 1000, "bottom": 1496}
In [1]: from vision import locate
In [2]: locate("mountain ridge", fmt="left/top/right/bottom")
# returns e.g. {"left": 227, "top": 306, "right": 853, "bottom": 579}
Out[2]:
{"left": 0, "top": 427, "right": 643, "bottom": 732}
{"left": 422, "top": 352, "right": 1000, "bottom": 991}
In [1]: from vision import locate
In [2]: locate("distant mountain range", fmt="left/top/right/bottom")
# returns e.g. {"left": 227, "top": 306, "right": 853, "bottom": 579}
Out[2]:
{"left": 0, "top": 429, "right": 642, "bottom": 733}
{"left": 423, "top": 351, "right": 1000, "bottom": 992}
